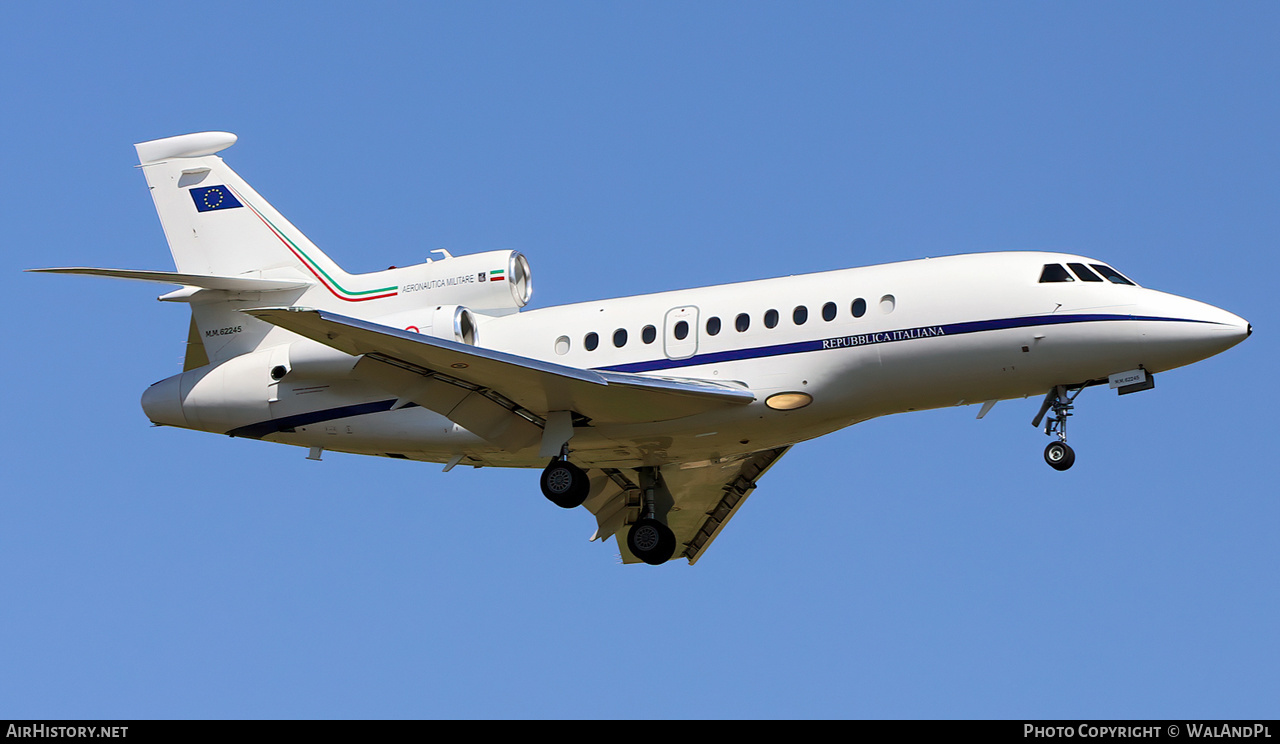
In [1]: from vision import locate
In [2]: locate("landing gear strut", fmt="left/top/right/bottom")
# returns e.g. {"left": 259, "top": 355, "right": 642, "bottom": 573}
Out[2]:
{"left": 1033, "top": 385, "right": 1081, "bottom": 471}
{"left": 626, "top": 467, "right": 676, "bottom": 565}
{"left": 540, "top": 447, "right": 589, "bottom": 508}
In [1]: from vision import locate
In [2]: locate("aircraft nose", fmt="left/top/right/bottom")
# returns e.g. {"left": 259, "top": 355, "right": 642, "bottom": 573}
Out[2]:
{"left": 1212, "top": 308, "right": 1251, "bottom": 348}
{"left": 1186, "top": 302, "right": 1250, "bottom": 354}
{"left": 1139, "top": 294, "right": 1250, "bottom": 372}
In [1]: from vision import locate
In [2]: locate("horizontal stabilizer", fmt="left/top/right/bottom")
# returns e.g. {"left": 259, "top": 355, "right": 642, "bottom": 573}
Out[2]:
{"left": 245, "top": 307, "right": 755, "bottom": 425}
{"left": 27, "top": 267, "right": 311, "bottom": 292}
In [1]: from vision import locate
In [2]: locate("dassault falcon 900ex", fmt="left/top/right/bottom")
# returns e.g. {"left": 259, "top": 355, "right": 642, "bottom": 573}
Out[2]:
{"left": 30, "top": 132, "right": 1252, "bottom": 565}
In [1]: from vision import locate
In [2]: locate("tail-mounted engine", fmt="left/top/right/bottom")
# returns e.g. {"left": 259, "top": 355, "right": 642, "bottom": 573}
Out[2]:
{"left": 395, "top": 250, "right": 531, "bottom": 314}
{"left": 409, "top": 304, "right": 479, "bottom": 345}
{"left": 366, "top": 249, "right": 533, "bottom": 345}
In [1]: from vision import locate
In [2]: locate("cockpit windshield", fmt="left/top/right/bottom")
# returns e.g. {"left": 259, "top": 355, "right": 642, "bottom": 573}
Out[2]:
{"left": 1068, "top": 263, "right": 1103, "bottom": 282}
{"left": 1040, "top": 262, "right": 1137, "bottom": 286}
{"left": 1039, "top": 264, "right": 1073, "bottom": 283}
{"left": 1089, "top": 264, "right": 1136, "bottom": 285}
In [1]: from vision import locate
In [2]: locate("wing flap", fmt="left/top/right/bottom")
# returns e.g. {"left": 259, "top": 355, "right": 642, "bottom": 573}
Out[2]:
{"left": 584, "top": 470, "right": 640, "bottom": 543}
{"left": 245, "top": 308, "right": 755, "bottom": 426}
{"left": 350, "top": 355, "right": 542, "bottom": 451}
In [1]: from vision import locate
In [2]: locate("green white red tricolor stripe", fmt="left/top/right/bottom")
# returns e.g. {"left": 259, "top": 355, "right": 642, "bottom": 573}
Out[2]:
{"left": 232, "top": 187, "right": 398, "bottom": 302}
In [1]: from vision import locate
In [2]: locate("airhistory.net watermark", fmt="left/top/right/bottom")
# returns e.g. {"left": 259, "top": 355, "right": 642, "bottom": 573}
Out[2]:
{"left": 5, "top": 725, "right": 128, "bottom": 738}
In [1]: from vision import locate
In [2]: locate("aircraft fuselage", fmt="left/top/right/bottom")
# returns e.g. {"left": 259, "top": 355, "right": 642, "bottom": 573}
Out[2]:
{"left": 142, "top": 250, "right": 1249, "bottom": 470}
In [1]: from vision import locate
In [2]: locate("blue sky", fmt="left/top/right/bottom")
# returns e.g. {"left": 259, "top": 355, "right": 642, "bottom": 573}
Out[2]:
{"left": 2, "top": 2, "right": 1275, "bottom": 718}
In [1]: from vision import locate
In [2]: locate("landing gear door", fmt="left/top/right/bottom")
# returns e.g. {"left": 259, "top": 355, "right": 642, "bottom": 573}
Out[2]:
{"left": 663, "top": 306, "right": 699, "bottom": 361}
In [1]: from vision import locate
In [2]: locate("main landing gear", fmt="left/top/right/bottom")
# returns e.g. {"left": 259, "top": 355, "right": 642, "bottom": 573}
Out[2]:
{"left": 540, "top": 452, "right": 590, "bottom": 509}
{"left": 1033, "top": 385, "right": 1081, "bottom": 471}
{"left": 627, "top": 467, "right": 676, "bottom": 566}
{"left": 628, "top": 519, "right": 676, "bottom": 565}
{"left": 538, "top": 456, "right": 676, "bottom": 565}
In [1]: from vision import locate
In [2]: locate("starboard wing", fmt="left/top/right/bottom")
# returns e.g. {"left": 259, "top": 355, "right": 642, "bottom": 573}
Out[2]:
{"left": 245, "top": 308, "right": 755, "bottom": 449}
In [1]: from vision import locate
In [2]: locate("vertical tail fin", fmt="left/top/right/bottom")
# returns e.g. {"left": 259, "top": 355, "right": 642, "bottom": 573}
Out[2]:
{"left": 135, "top": 132, "right": 349, "bottom": 285}
{"left": 131, "top": 133, "right": 524, "bottom": 366}
{"left": 136, "top": 132, "right": 351, "bottom": 363}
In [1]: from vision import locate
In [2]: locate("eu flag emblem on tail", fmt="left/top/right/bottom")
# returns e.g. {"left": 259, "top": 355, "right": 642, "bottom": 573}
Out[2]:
{"left": 190, "top": 185, "right": 244, "bottom": 212}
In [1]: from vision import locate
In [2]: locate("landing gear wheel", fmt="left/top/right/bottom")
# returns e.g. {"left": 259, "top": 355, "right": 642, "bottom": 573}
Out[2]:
{"left": 1044, "top": 441, "right": 1075, "bottom": 471}
{"left": 627, "top": 518, "right": 676, "bottom": 565}
{"left": 540, "top": 459, "right": 589, "bottom": 508}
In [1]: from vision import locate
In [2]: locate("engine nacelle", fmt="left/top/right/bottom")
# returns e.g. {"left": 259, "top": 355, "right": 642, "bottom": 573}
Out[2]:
{"left": 395, "top": 250, "right": 531, "bottom": 314}
{"left": 377, "top": 304, "right": 480, "bottom": 345}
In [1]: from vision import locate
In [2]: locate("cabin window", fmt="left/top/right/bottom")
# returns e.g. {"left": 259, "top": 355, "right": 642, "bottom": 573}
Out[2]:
{"left": 851, "top": 298, "right": 866, "bottom": 318}
{"left": 674, "top": 321, "right": 689, "bottom": 340}
{"left": 613, "top": 329, "right": 628, "bottom": 347}
{"left": 1039, "top": 264, "right": 1074, "bottom": 283}
{"left": 584, "top": 332, "right": 599, "bottom": 351}
{"left": 1068, "top": 263, "right": 1103, "bottom": 282}
{"left": 793, "top": 306, "right": 808, "bottom": 325}
{"left": 764, "top": 309, "right": 779, "bottom": 328}
{"left": 880, "top": 294, "right": 896, "bottom": 313}
{"left": 1091, "top": 264, "right": 1136, "bottom": 286}
{"left": 554, "top": 336, "right": 570, "bottom": 355}
{"left": 706, "top": 317, "right": 722, "bottom": 336}
{"left": 822, "top": 302, "right": 837, "bottom": 321}
{"left": 735, "top": 313, "right": 750, "bottom": 332}
{"left": 642, "top": 325, "right": 657, "bottom": 344}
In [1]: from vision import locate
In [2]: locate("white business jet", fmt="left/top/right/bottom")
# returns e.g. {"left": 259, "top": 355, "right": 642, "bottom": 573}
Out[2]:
{"left": 31, "top": 132, "right": 1251, "bottom": 565}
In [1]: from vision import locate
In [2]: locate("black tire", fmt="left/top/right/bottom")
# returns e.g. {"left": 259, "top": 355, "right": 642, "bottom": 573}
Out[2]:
{"left": 1044, "top": 441, "right": 1076, "bottom": 471}
{"left": 540, "top": 459, "right": 590, "bottom": 508}
{"left": 627, "top": 518, "right": 677, "bottom": 565}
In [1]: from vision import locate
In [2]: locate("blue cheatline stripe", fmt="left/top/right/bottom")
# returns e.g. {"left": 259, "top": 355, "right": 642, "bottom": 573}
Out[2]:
{"left": 597, "top": 313, "right": 1217, "bottom": 374}
{"left": 227, "top": 399, "right": 413, "bottom": 439}
{"left": 223, "top": 312, "right": 1217, "bottom": 436}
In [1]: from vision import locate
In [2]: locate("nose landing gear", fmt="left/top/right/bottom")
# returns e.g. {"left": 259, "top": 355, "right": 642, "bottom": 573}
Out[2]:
{"left": 1033, "top": 385, "right": 1082, "bottom": 471}
{"left": 1044, "top": 440, "right": 1075, "bottom": 471}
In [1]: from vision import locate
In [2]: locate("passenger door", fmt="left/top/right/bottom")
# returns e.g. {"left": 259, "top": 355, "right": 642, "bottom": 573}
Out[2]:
{"left": 663, "top": 306, "right": 699, "bottom": 360}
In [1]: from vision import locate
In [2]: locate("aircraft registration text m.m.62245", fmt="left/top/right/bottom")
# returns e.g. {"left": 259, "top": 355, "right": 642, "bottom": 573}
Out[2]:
{"left": 30, "top": 132, "right": 1252, "bottom": 565}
